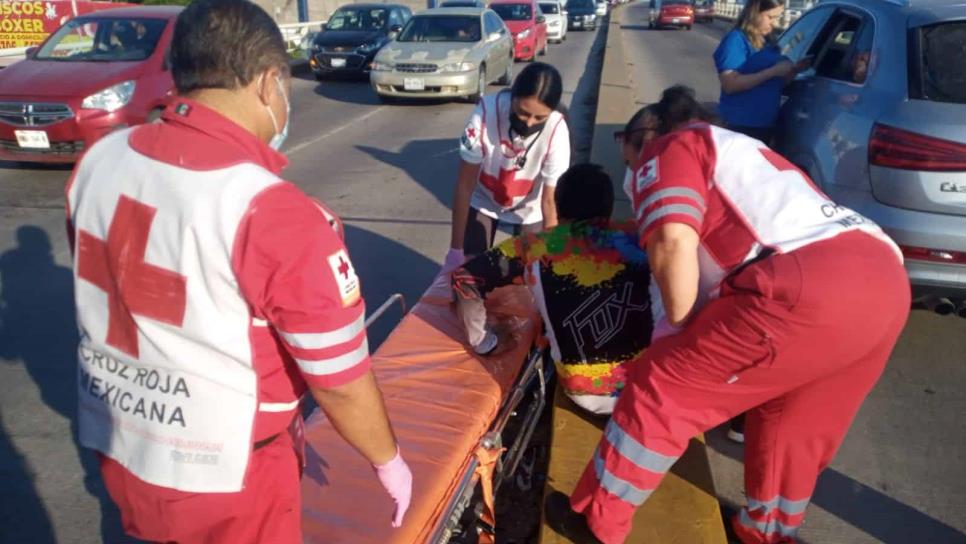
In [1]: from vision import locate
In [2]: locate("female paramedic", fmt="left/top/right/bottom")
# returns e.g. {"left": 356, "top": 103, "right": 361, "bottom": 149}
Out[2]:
{"left": 545, "top": 86, "right": 911, "bottom": 544}
{"left": 713, "top": 0, "right": 809, "bottom": 143}
{"left": 443, "top": 62, "right": 571, "bottom": 271}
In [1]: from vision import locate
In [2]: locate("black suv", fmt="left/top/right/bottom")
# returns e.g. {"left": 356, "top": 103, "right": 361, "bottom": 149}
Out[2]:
{"left": 567, "top": 0, "right": 598, "bottom": 30}
{"left": 310, "top": 4, "right": 413, "bottom": 79}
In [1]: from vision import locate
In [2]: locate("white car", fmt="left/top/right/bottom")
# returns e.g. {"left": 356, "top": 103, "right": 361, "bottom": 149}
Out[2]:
{"left": 595, "top": 0, "right": 607, "bottom": 17}
{"left": 538, "top": 1, "right": 568, "bottom": 42}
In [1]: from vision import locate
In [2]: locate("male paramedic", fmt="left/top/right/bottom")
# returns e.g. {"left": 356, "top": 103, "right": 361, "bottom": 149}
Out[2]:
{"left": 544, "top": 86, "right": 910, "bottom": 543}
{"left": 66, "top": 1, "right": 411, "bottom": 541}
{"left": 452, "top": 163, "right": 653, "bottom": 416}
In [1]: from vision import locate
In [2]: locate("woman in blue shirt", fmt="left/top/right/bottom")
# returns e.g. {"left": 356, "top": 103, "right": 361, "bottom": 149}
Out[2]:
{"left": 713, "top": 0, "right": 806, "bottom": 144}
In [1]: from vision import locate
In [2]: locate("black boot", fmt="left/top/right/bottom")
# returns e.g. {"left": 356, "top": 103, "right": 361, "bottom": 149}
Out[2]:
{"left": 544, "top": 491, "right": 605, "bottom": 544}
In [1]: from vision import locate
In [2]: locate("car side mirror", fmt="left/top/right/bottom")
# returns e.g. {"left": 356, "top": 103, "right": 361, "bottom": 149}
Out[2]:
{"left": 536, "top": 15, "right": 546, "bottom": 23}
{"left": 388, "top": 24, "right": 403, "bottom": 39}
{"left": 25, "top": 46, "right": 38, "bottom": 58}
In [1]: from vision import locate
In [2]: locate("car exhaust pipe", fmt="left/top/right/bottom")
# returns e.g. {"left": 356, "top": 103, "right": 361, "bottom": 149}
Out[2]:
{"left": 956, "top": 299, "right": 966, "bottom": 319}
{"left": 924, "top": 297, "right": 956, "bottom": 316}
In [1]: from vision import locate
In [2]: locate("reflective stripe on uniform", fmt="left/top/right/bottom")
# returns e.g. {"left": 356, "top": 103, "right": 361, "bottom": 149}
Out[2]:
{"left": 592, "top": 447, "right": 654, "bottom": 506}
{"left": 639, "top": 203, "right": 704, "bottom": 230}
{"left": 747, "top": 495, "right": 811, "bottom": 516}
{"left": 638, "top": 187, "right": 707, "bottom": 213}
{"left": 279, "top": 311, "right": 365, "bottom": 349}
{"left": 258, "top": 399, "right": 300, "bottom": 413}
{"left": 738, "top": 509, "right": 800, "bottom": 537}
{"left": 295, "top": 338, "right": 369, "bottom": 376}
{"left": 604, "top": 419, "right": 679, "bottom": 474}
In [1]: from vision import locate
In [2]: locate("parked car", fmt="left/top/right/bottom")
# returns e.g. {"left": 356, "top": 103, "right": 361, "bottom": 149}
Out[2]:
{"left": 370, "top": 8, "right": 514, "bottom": 102}
{"left": 490, "top": 0, "right": 549, "bottom": 61}
{"left": 309, "top": 4, "right": 413, "bottom": 79}
{"left": 595, "top": 0, "right": 608, "bottom": 17}
{"left": 694, "top": 0, "right": 714, "bottom": 22}
{"left": 566, "top": 0, "right": 598, "bottom": 30}
{"left": 774, "top": 0, "right": 966, "bottom": 305}
{"left": 539, "top": 1, "right": 568, "bottom": 42}
{"left": 0, "top": 6, "right": 179, "bottom": 164}
{"left": 648, "top": 0, "right": 694, "bottom": 30}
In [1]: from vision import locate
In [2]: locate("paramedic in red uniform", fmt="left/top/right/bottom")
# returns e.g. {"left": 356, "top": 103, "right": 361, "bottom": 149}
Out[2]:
{"left": 444, "top": 62, "right": 572, "bottom": 272}
{"left": 545, "top": 85, "right": 911, "bottom": 544}
{"left": 66, "top": 1, "right": 412, "bottom": 541}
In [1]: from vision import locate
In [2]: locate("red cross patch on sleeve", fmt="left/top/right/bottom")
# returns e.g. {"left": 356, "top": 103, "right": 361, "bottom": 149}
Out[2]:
{"left": 327, "top": 249, "right": 361, "bottom": 308}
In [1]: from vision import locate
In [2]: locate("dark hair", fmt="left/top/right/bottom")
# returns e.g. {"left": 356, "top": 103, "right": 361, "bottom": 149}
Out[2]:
{"left": 623, "top": 103, "right": 662, "bottom": 148}
{"left": 654, "top": 85, "right": 716, "bottom": 134}
{"left": 511, "top": 62, "right": 563, "bottom": 109}
{"left": 170, "top": 0, "right": 290, "bottom": 94}
{"left": 735, "top": 0, "right": 784, "bottom": 48}
{"left": 554, "top": 163, "right": 614, "bottom": 221}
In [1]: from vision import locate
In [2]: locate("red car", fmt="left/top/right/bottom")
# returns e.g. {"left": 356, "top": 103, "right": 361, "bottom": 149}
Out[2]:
{"left": 490, "top": 0, "right": 548, "bottom": 62}
{"left": 648, "top": 0, "right": 694, "bottom": 30}
{"left": 694, "top": 1, "right": 714, "bottom": 22}
{"left": 0, "top": 6, "right": 181, "bottom": 164}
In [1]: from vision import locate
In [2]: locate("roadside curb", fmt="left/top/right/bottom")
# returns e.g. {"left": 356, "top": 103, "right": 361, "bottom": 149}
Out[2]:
{"left": 588, "top": 7, "right": 636, "bottom": 221}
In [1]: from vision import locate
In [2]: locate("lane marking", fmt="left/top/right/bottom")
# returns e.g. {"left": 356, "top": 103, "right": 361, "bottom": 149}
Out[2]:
{"left": 284, "top": 107, "right": 386, "bottom": 157}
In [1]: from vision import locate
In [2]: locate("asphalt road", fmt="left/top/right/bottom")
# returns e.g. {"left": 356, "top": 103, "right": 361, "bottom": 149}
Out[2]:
{"left": 616, "top": 3, "right": 966, "bottom": 543}
{"left": 0, "top": 23, "right": 606, "bottom": 544}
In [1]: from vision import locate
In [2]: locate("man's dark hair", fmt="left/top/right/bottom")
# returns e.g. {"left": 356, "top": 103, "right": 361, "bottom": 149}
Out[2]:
{"left": 655, "top": 85, "right": 717, "bottom": 134}
{"left": 554, "top": 163, "right": 614, "bottom": 222}
{"left": 511, "top": 62, "right": 563, "bottom": 110}
{"left": 170, "top": 0, "right": 290, "bottom": 94}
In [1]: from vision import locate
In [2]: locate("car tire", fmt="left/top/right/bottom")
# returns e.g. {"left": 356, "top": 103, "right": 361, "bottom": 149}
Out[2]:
{"left": 314, "top": 73, "right": 324, "bottom": 81}
{"left": 377, "top": 94, "right": 397, "bottom": 104}
{"left": 687, "top": 25, "right": 692, "bottom": 30}
{"left": 498, "top": 58, "right": 513, "bottom": 85}
{"left": 469, "top": 65, "right": 486, "bottom": 103}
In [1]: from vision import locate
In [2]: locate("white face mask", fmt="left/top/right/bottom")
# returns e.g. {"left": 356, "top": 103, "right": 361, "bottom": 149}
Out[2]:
{"left": 263, "top": 75, "right": 290, "bottom": 151}
{"left": 622, "top": 167, "right": 634, "bottom": 201}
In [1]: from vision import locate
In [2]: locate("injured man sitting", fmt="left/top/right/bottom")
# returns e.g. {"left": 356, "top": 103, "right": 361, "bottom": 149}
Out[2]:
{"left": 452, "top": 163, "right": 654, "bottom": 415}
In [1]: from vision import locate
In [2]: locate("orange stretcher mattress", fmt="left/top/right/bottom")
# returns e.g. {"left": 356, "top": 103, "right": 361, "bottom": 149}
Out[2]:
{"left": 301, "top": 274, "right": 540, "bottom": 543}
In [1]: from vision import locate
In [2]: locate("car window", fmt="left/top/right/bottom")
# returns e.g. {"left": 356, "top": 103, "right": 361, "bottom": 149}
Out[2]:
{"left": 805, "top": 11, "right": 863, "bottom": 81}
{"left": 910, "top": 21, "right": 966, "bottom": 104}
{"left": 35, "top": 17, "right": 167, "bottom": 62}
{"left": 389, "top": 9, "right": 404, "bottom": 28}
{"left": 327, "top": 8, "right": 389, "bottom": 31}
{"left": 777, "top": 5, "right": 835, "bottom": 62}
{"left": 539, "top": 2, "right": 559, "bottom": 13}
{"left": 491, "top": 4, "right": 533, "bottom": 21}
{"left": 397, "top": 15, "right": 482, "bottom": 42}
{"left": 483, "top": 13, "right": 498, "bottom": 34}
{"left": 662, "top": 0, "right": 692, "bottom": 5}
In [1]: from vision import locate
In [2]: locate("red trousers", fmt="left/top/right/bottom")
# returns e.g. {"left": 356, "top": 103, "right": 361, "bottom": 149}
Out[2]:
{"left": 570, "top": 231, "right": 910, "bottom": 544}
{"left": 101, "top": 431, "right": 302, "bottom": 544}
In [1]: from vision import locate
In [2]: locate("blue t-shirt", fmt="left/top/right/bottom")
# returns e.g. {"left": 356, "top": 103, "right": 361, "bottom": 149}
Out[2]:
{"left": 714, "top": 30, "right": 786, "bottom": 128}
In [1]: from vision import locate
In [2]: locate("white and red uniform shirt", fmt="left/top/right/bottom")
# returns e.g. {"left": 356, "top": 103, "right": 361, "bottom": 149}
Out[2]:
{"left": 630, "top": 124, "right": 902, "bottom": 322}
{"left": 460, "top": 90, "right": 571, "bottom": 225}
{"left": 66, "top": 100, "right": 369, "bottom": 493}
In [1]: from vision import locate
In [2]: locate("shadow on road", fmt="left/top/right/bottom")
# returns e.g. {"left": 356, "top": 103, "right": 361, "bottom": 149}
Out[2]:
{"left": 355, "top": 138, "right": 458, "bottom": 211}
{"left": 0, "top": 160, "right": 73, "bottom": 172}
{"left": 0, "top": 226, "right": 134, "bottom": 544}
{"left": 706, "top": 427, "right": 965, "bottom": 543}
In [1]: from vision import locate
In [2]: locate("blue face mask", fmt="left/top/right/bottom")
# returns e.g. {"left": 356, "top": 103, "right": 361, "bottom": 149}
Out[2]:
{"left": 264, "top": 75, "right": 290, "bottom": 151}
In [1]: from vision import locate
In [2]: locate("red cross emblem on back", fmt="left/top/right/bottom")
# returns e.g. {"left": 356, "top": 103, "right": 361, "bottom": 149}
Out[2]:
{"left": 77, "top": 195, "right": 187, "bottom": 359}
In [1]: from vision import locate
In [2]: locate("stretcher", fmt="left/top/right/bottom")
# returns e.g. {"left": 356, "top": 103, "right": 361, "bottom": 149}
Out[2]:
{"left": 301, "top": 272, "right": 553, "bottom": 543}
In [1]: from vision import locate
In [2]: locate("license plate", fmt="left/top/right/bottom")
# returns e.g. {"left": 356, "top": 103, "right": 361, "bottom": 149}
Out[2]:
{"left": 15, "top": 130, "right": 50, "bottom": 149}
{"left": 403, "top": 78, "right": 425, "bottom": 91}
{"left": 573, "top": 21, "right": 582, "bottom": 26}
{"left": 672, "top": 17, "right": 681, "bottom": 23}
{"left": 330, "top": 58, "right": 346, "bottom": 68}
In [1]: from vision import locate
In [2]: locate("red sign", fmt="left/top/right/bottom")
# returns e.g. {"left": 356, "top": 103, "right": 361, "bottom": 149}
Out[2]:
{"left": 0, "top": 1, "right": 134, "bottom": 49}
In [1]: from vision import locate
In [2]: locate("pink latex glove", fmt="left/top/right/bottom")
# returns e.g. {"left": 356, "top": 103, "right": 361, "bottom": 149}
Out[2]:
{"left": 441, "top": 248, "right": 465, "bottom": 274}
{"left": 651, "top": 317, "right": 683, "bottom": 342}
{"left": 373, "top": 447, "right": 413, "bottom": 528}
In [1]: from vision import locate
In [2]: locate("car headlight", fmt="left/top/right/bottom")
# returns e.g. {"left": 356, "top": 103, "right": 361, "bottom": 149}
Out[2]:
{"left": 371, "top": 61, "right": 394, "bottom": 71}
{"left": 82, "top": 81, "right": 136, "bottom": 113}
{"left": 517, "top": 28, "right": 532, "bottom": 39}
{"left": 550, "top": 20, "right": 560, "bottom": 26}
{"left": 440, "top": 61, "right": 477, "bottom": 73}
{"left": 586, "top": 14, "right": 596, "bottom": 20}
{"left": 357, "top": 41, "right": 382, "bottom": 54}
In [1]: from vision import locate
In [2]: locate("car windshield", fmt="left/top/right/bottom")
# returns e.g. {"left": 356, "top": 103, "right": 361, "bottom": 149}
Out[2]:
{"left": 662, "top": 0, "right": 691, "bottom": 5}
{"left": 327, "top": 8, "right": 389, "bottom": 31}
{"left": 491, "top": 4, "right": 533, "bottom": 21}
{"left": 441, "top": 1, "right": 479, "bottom": 6}
{"left": 35, "top": 17, "right": 166, "bottom": 62}
{"left": 397, "top": 15, "right": 481, "bottom": 42}
{"left": 539, "top": 3, "right": 560, "bottom": 14}
{"left": 568, "top": 0, "right": 594, "bottom": 10}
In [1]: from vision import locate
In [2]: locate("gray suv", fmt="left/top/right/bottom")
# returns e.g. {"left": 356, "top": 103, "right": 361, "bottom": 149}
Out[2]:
{"left": 774, "top": 0, "right": 966, "bottom": 313}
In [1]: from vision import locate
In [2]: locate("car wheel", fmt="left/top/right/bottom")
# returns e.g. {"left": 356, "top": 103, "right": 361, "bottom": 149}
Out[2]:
{"left": 687, "top": 25, "right": 692, "bottom": 30}
{"left": 469, "top": 65, "right": 486, "bottom": 102}
{"left": 498, "top": 57, "right": 513, "bottom": 85}
{"left": 377, "top": 94, "right": 397, "bottom": 104}
{"left": 314, "top": 73, "right": 324, "bottom": 81}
